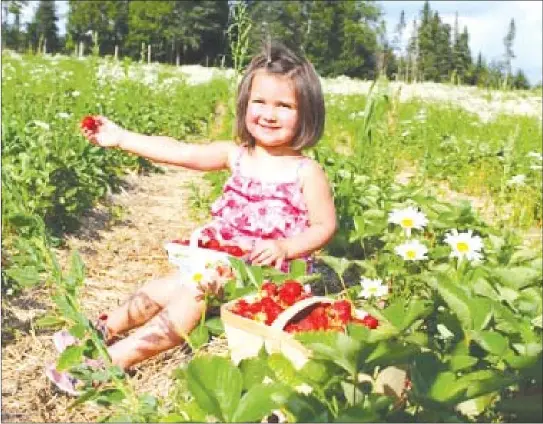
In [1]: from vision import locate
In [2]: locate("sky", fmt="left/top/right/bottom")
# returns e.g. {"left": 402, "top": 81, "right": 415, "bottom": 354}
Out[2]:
{"left": 16, "top": 0, "right": 543, "bottom": 84}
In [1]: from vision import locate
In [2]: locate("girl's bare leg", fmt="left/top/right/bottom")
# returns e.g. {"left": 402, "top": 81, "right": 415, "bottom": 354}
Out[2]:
{"left": 107, "top": 284, "right": 205, "bottom": 369}
{"left": 104, "top": 270, "right": 183, "bottom": 336}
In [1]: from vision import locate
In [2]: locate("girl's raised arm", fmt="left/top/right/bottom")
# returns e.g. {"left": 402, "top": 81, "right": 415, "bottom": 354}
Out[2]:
{"left": 86, "top": 115, "right": 235, "bottom": 171}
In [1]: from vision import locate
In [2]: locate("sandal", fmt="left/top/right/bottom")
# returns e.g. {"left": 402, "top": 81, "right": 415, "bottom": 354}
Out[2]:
{"left": 45, "top": 357, "right": 105, "bottom": 396}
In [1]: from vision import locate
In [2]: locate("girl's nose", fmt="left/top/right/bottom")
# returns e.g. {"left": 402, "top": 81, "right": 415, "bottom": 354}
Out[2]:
{"left": 261, "top": 105, "right": 276, "bottom": 121}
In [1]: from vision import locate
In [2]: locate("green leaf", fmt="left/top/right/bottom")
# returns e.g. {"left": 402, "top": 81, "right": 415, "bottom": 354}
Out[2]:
{"left": 34, "top": 314, "right": 66, "bottom": 328}
{"left": 231, "top": 383, "right": 291, "bottom": 422}
{"left": 68, "top": 388, "right": 98, "bottom": 409}
{"left": 268, "top": 354, "right": 305, "bottom": 387}
{"left": 471, "top": 331, "right": 509, "bottom": 356}
{"left": 239, "top": 357, "right": 273, "bottom": 390}
{"left": 448, "top": 355, "right": 478, "bottom": 371}
{"left": 95, "top": 388, "right": 126, "bottom": 406}
{"left": 285, "top": 393, "right": 331, "bottom": 422}
{"left": 5, "top": 265, "right": 41, "bottom": 287}
{"left": 189, "top": 324, "right": 209, "bottom": 349}
{"left": 469, "top": 298, "right": 493, "bottom": 331}
{"left": 296, "top": 332, "right": 362, "bottom": 375}
{"left": 289, "top": 259, "right": 307, "bottom": 278}
{"left": 186, "top": 356, "right": 243, "bottom": 422}
{"left": 492, "top": 267, "right": 541, "bottom": 290}
{"left": 57, "top": 345, "right": 85, "bottom": 371}
{"left": 205, "top": 317, "right": 224, "bottom": 335}
{"left": 435, "top": 277, "right": 472, "bottom": 329}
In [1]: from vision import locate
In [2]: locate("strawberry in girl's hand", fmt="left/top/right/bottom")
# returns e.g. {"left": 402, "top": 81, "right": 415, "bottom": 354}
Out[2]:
{"left": 80, "top": 115, "right": 101, "bottom": 134}
{"left": 206, "top": 239, "right": 220, "bottom": 250}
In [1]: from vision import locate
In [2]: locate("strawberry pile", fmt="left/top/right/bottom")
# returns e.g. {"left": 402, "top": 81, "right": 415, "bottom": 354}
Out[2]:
{"left": 80, "top": 115, "right": 102, "bottom": 134}
{"left": 230, "top": 280, "right": 379, "bottom": 333}
{"left": 171, "top": 238, "right": 247, "bottom": 258}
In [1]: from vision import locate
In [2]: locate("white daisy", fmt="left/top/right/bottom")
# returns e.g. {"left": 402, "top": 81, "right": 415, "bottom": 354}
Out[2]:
{"left": 388, "top": 206, "right": 428, "bottom": 237}
{"left": 394, "top": 239, "right": 428, "bottom": 261}
{"left": 444, "top": 229, "right": 484, "bottom": 262}
{"left": 358, "top": 277, "right": 388, "bottom": 299}
{"left": 56, "top": 112, "right": 71, "bottom": 119}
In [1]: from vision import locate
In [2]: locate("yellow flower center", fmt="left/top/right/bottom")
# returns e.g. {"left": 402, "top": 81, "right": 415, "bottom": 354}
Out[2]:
{"left": 192, "top": 272, "right": 204, "bottom": 282}
{"left": 456, "top": 242, "right": 469, "bottom": 253}
{"left": 406, "top": 250, "right": 416, "bottom": 259}
{"left": 401, "top": 218, "right": 414, "bottom": 228}
{"left": 368, "top": 287, "right": 377, "bottom": 294}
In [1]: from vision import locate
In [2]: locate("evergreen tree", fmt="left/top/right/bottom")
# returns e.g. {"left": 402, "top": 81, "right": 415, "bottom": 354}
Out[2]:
{"left": 503, "top": 18, "right": 516, "bottom": 85}
{"left": 32, "top": 0, "right": 59, "bottom": 53}
{"left": 392, "top": 10, "right": 406, "bottom": 80}
{"left": 512, "top": 69, "right": 530, "bottom": 89}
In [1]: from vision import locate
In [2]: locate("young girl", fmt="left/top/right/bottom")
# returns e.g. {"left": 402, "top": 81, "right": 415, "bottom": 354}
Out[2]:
{"left": 47, "top": 42, "right": 336, "bottom": 394}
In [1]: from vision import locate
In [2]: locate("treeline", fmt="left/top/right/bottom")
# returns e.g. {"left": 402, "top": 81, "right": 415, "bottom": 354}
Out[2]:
{"left": 1, "top": 0, "right": 532, "bottom": 89}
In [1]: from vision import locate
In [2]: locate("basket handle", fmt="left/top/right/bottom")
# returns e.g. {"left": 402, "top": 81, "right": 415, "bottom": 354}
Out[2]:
{"left": 189, "top": 226, "right": 205, "bottom": 249}
{"left": 270, "top": 296, "right": 332, "bottom": 331}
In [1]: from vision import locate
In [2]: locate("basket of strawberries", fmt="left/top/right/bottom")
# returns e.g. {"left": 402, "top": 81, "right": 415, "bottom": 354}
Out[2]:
{"left": 221, "top": 280, "right": 379, "bottom": 369}
{"left": 164, "top": 226, "right": 250, "bottom": 279}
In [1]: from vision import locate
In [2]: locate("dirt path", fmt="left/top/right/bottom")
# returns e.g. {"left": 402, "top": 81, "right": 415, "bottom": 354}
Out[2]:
{"left": 1, "top": 165, "right": 210, "bottom": 422}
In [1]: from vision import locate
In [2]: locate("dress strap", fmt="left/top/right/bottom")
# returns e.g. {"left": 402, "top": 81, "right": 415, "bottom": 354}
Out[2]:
{"left": 231, "top": 146, "right": 245, "bottom": 173}
{"left": 295, "top": 158, "right": 311, "bottom": 183}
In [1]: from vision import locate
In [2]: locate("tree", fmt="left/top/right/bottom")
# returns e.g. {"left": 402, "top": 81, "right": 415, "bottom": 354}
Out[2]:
{"left": 392, "top": 10, "right": 406, "bottom": 80}
{"left": 67, "top": 0, "right": 129, "bottom": 57}
{"left": 32, "top": 0, "right": 59, "bottom": 53}
{"left": 512, "top": 69, "right": 530, "bottom": 90}
{"left": 406, "top": 18, "right": 419, "bottom": 82}
{"left": 503, "top": 18, "right": 516, "bottom": 86}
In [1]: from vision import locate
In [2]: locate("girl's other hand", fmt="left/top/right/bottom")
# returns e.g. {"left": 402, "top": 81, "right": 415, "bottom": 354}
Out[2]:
{"left": 249, "top": 240, "right": 288, "bottom": 269}
{"left": 81, "top": 115, "right": 125, "bottom": 148}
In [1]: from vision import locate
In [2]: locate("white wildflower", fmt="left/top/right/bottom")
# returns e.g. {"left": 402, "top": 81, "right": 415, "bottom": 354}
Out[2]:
{"left": 262, "top": 376, "right": 274, "bottom": 385}
{"left": 358, "top": 277, "right": 388, "bottom": 299}
{"left": 71, "top": 90, "right": 80, "bottom": 97}
{"left": 401, "top": 130, "right": 410, "bottom": 137}
{"left": 56, "top": 112, "right": 71, "bottom": 119}
{"left": 303, "top": 284, "right": 312, "bottom": 294}
{"left": 444, "top": 229, "right": 484, "bottom": 263}
{"left": 388, "top": 206, "right": 428, "bottom": 237}
{"left": 295, "top": 383, "right": 313, "bottom": 395}
{"left": 33, "top": 120, "right": 50, "bottom": 130}
{"left": 527, "top": 151, "right": 543, "bottom": 161}
{"left": 394, "top": 239, "right": 428, "bottom": 261}
{"left": 530, "top": 165, "right": 542, "bottom": 171}
{"left": 507, "top": 174, "right": 526, "bottom": 186}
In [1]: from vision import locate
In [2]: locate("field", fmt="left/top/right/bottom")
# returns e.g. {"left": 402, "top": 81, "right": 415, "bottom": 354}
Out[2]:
{"left": 1, "top": 50, "right": 542, "bottom": 422}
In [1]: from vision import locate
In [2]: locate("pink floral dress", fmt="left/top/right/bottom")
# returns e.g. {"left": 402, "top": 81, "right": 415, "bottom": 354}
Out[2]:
{"left": 200, "top": 147, "right": 313, "bottom": 273}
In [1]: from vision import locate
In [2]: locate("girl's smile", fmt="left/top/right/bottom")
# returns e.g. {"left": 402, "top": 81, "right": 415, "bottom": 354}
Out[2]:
{"left": 246, "top": 70, "right": 299, "bottom": 148}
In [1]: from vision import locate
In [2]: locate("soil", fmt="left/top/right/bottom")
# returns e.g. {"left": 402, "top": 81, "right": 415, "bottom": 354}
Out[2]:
{"left": 1, "top": 165, "right": 218, "bottom": 422}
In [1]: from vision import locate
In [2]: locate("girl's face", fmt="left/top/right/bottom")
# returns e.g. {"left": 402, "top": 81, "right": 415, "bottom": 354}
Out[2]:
{"left": 245, "top": 71, "right": 299, "bottom": 148}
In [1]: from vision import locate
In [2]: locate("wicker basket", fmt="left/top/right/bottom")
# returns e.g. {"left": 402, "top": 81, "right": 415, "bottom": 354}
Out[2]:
{"left": 221, "top": 296, "right": 334, "bottom": 369}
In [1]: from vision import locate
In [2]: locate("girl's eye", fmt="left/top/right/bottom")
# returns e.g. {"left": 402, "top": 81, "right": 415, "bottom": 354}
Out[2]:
{"left": 279, "top": 103, "right": 293, "bottom": 109}
{"left": 251, "top": 99, "right": 264, "bottom": 104}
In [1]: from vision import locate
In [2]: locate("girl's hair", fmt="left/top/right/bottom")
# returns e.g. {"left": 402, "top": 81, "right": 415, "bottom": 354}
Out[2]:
{"left": 235, "top": 41, "right": 325, "bottom": 150}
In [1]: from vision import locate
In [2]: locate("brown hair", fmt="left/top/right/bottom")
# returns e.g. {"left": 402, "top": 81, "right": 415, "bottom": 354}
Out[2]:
{"left": 235, "top": 41, "right": 325, "bottom": 151}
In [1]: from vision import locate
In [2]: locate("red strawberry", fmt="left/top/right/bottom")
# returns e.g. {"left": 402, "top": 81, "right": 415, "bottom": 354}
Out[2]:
{"left": 261, "top": 282, "right": 277, "bottom": 297}
{"left": 80, "top": 115, "right": 101, "bottom": 133}
{"left": 361, "top": 315, "right": 379, "bottom": 329}
{"left": 227, "top": 246, "right": 244, "bottom": 257}
{"left": 207, "top": 239, "right": 220, "bottom": 250}
{"left": 278, "top": 281, "right": 303, "bottom": 305}
{"left": 284, "top": 323, "right": 299, "bottom": 333}
{"left": 332, "top": 300, "right": 352, "bottom": 324}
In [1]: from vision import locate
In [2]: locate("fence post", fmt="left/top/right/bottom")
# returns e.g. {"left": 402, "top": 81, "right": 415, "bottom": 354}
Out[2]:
{"left": 114, "top": 45, "right": 119, "bottom": 60}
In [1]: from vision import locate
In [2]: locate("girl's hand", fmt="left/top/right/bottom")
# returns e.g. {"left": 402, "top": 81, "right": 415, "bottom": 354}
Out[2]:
{"left": 249, "top": 240, "right": 288, "bottom": 269}
{"left": 81, "top": 115, "right": 126, "bottom": 148}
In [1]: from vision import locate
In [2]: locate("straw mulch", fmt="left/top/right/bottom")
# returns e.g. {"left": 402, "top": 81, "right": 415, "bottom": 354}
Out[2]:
{"left": 1, "top": 165, "right": 226, "bottom": 422}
